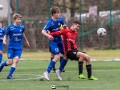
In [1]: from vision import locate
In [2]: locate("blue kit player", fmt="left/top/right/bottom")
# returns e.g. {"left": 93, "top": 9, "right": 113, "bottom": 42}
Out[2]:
{"left": 41, "top": 6, "right": 67, "bottom": 80}
{"left": 0, "top": 13, "right": 30, "bottom": 79}
{"left": 0, "top": 20, "right": 5, "bottom": 64}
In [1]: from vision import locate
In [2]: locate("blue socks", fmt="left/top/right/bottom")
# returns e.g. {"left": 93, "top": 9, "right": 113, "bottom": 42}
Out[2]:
{"left": 59, "top": 58, "right": 67, "bottom": 72}
{"left": 8, "top": 67, "right": 15, "bottom": 77}
{"left": 0, "top": 61, "right": 8, "bottom": 72}
{"left": 47, "top": 60, "right": 55, "bottom": 73}
{"left": 0, "top": 54, "right": 2, "bottom": 64}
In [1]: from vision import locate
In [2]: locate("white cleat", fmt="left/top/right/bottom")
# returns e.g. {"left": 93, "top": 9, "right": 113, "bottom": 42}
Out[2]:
{"left": 56, "top": 70, "right": 62, "bottom": 81}
{"left": 43, "top": 71, "right": 49, "bottom": 80}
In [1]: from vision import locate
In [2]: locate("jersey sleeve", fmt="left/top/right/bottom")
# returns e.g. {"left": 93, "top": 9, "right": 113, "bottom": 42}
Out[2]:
{"left": 5, "top": 26, "right": 10, "bottom": 36}
{"left": 50, "top": 28, "right": 66, "bottom": 36}
{"left": 43, "top": 21, "right": 51, "bottom": 31}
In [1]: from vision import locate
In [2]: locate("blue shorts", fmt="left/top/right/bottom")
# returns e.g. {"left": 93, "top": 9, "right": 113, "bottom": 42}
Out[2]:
{"left": 0, "top": 43, "right": 4, "bottom": 51}
{"left": 7, "top": 48, "right": 22, "bottom": 59}
{"left": 49, "top": 42, "right": 64, "bottom": 55}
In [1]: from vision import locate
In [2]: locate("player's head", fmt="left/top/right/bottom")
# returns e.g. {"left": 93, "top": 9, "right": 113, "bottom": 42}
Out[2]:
{"left": 50, "top": 6, "right": 61, "bottom": 19}
{"left": 13, "top": 13, "right": 22, "bottom": 25}
{"left": 71, "top": 20, "right": 81, "bottom": 31}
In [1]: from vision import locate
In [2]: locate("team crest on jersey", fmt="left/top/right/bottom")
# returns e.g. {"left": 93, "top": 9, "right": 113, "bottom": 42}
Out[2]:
{"left": 58, "top": 23, "right": 61, "bottom": 26}
{"left": 20, "top": 29, "right": 22, "bottom": 32}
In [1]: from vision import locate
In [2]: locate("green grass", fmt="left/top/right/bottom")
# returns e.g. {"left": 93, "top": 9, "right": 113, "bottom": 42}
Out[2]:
{"left": 0, "top": 60, "right": 120, "bottom": 90}
{"left": 1, "top": 50, "right": 120, "bottom": 90}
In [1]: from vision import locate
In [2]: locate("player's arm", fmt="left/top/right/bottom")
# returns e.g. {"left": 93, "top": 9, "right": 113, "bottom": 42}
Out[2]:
{"left": 50, "top": 29, "right": 65, "bottom": 36}
{"left": 3, "top": 35, "right": 8, "bottom": 45}
{"left": 41, "top": 30, "right": 53, "bottom": 40}
{"left": 23, "top": 33, "right": 30, "bottom": 47}
{"left": 3, "top": 27, "right": 9, "bottom": 45}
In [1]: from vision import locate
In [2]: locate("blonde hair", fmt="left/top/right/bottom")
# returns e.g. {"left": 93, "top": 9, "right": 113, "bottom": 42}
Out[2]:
{"left": 13, "top": 13, "right": 22, "bottom": 20}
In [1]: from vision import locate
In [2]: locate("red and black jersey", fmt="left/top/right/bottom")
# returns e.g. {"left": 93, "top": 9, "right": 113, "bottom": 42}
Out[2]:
{"left": 50, "top": 27, "right": 78, "bottom": 54}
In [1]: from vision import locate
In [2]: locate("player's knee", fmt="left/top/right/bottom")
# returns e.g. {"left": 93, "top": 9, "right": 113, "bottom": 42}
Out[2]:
{"left": 54, "top": 55, "right": 60, "bottom": 61}
{"left": 14, "top": 57, "right": 19, "bottom": 63}
{"left": 85, "top": 55, "right": 91, "bottom": 63}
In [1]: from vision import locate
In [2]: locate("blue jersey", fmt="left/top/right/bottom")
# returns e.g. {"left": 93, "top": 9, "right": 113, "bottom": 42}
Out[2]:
{"left": 0, "top": 27, "right": 5, "bottom": 51}
{"left": 0, "top": 27, "right": 5, "bottom": 41}
{"left": 43, "top": 17, "right": 64, "bottom": 44}
{"left": 5, "top": 24, "right": 25, "bottom": 49}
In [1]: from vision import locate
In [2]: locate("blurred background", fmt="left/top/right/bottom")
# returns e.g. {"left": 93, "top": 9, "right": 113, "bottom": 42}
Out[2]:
{"left": 0, "top": 0, "right": 120, "bottom": 51}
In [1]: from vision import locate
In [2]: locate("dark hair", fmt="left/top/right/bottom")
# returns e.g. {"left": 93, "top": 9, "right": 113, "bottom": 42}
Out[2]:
{"left": 50, "top": 6, "right": 60, "bottom": 15}
{"left": 72, "top": 20, "right": 81, "bottom": 25}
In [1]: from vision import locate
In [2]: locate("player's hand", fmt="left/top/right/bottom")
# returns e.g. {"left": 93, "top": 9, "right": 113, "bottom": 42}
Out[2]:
{"left": 48, "top": 35, "right": 54, "bottom": 40}
{"left": 26, "top": 41, "right": 30, "bottom": 47}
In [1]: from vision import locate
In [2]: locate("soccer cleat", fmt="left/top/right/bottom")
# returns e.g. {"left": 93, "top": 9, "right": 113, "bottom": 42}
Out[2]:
{"left": 88, "top": 76, "right": 98, "bottom": 80}
{"left": 0, "top": 64, "right": 3, "bottom": 72}
{"left": 43, "top": 71, "right": 50, "bottom": 80}
{"left": 7, "top": 75, "right": 14, "bottom": 79}
{"left": 79, "top": 74, "right": 86, "bottom": 79}
{"left": 56, "top": 70, "right": 62, "bottom": 81}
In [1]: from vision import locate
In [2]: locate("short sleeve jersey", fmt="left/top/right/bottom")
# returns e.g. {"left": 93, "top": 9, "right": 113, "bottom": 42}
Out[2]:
{"left": 5, "top": 24, "right": 25, "bottom": 49}
{"left": 43, "top": 17, "right": 64, "bottom": 44}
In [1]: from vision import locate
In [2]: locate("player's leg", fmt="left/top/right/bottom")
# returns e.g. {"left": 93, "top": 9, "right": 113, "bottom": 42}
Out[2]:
{"left": 43, "top": 44, "right": 60, "bottom": 80}
{"left": 78, "top": 61, "right": 85, "bottom": 79}
{"left": 56, "top": 55, "right": 67, "bottom": 80}
{"left": 0, "top": 44, "right": 4, "bottom": 64}
{"left": 59, "top": 43, "right": 67, "bottom": 72}
{"left": 77, "top": 52, "right": 98, "bottom": 80}
{"left": 0, "top": 48, "right": 14, "bottom": 72}
{"left": 0, "top": 50, "right": 3, "bottom": 64}
{"left": 7, "top": 49, "right": 22, "bottom": 79}
{"left": 66, "top": 50, "right": 85, "bottom": 79}
{"left": 49, "top": 46, "right": 56, "bottom": 72}
{"left": 78, "top": 51, "right": 86, "bottom": 79}
{"left": 51, "top": 53, "right": 56, "bottom": 72}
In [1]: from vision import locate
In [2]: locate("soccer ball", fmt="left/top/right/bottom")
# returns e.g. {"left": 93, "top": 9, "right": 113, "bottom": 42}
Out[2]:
{"left": 97, "top": 28, "right": 106, "bottom": 37}
{"left": 0, "top": 5, "right": 3, "bottom": 10}
{"left": 51, "top": 84, "right": 56, "bottom": 89}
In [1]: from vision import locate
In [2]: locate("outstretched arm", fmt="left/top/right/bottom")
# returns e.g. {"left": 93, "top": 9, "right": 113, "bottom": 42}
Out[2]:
{"left": 50, "top": 29, "right": 66, "bottom": 36}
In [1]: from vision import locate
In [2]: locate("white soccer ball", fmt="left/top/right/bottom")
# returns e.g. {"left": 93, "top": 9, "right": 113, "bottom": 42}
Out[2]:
{"left": 97, "top": 28, "right": 106, "bottom": 37}
{"left": 0, "top": 5, "right": 3, "bottom": 10}
{"left": 51, "top": 84, "right": 56, "bottom": 89}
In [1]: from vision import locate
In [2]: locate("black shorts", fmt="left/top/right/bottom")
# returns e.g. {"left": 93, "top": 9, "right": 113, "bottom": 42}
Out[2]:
{"left": 66, "top": 50, "right": 79, "bottom": 61}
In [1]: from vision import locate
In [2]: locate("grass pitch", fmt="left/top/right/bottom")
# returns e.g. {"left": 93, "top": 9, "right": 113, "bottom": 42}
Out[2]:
{"left": 1, "top": 50, "right": 120, "bottom": 90}
{"left": 0, "top": 60, "right": 120, "bottom": 90}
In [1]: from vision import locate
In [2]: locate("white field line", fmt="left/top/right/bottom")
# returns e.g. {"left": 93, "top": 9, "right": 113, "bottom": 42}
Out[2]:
{"left": 0, "top": 73, "right": 44, "bottom": 81}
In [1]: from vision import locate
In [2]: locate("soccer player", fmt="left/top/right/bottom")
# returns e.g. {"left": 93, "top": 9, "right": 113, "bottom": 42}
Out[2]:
{"left": 0, "top": 20, "right": 5, "bottom": 64}
{"left": 41, "top": 6, "right": 67, "bottom": 80}
{"left": 50, "top": 20, "right": 98, "bottom": 80}
{"left": 0, "top": 13, "right": 30, "bottom": 79}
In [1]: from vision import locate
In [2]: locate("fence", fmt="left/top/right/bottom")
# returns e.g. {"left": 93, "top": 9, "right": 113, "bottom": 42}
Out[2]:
{"left": 0, "top": 0, "right": 120, "bottom": 51}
